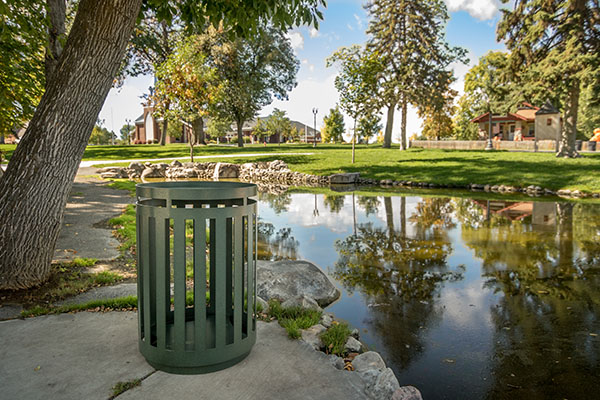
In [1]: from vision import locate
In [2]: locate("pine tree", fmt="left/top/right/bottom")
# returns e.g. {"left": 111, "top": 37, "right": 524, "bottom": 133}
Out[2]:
{"left": 365, "top": 0, "right": 466, "bottom": 149}
{"left": 497, "top": 0, "right": 600, "bottom": 157}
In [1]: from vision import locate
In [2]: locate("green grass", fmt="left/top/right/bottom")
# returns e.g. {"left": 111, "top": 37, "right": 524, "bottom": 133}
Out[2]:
{"left": 109, "top": 204, "right": 137, "bottom": 252}
{"left": 68, "top": 257, "right": 98, "bottom": 268}
{"left": 320, "top": 322, "right": 352, "bottom": 356}
{"left": 110, "top": 378, "right": 142, "bottom": 398}
{"left": 21, "top": 296, "right": 138, "bottom": 318}
{"left": 107, "top": 179, "right": 137, "bottom": 195}
{"left": 91, "top": 144, "right": 600, "bottom": 193}
{"left": 5, "top": 142, "right": 600, "bottom": 191}
{"left": 267, "top": 299, "right": 322, "bottom": 339}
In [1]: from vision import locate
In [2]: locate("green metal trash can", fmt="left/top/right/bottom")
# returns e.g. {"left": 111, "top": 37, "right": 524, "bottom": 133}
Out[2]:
{"left": 136, "top": 181, "right": 257, "bottom": 374}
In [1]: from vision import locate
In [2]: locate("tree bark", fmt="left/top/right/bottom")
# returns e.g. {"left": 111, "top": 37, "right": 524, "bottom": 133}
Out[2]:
{"left": 45, "top": 0, "right": 66, "bottom": 84}
{"left": 236, "top": 119, "right": 244, "bottom": 147}
{"left": 160, "top": 118, "right": 168, "bottom": 145}
{"left": 159, "top": 102, "right": 169, "bottom": 145}
{"left": 400, "top": 97, "right": 407, "bottom": 150}
{"left": 556, "top": 81, "right": 580, "bottom": 158}
{"left": 0, "top": 0, "right": 142, "bottom": 290}
{"left": 192, "top": 117, "right": 205, "bottom": 145}
{"left": 383, "top": 102, "right": 396, "bottom": 148}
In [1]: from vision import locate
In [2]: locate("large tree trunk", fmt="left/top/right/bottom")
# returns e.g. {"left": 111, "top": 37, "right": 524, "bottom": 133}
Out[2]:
{"left": 0, "top": 0, "right": 142, "bottom": 290}
{"left": 192, "top": 117, "right": 205, "bottom": 145}
{"left": 44, "top": 0, "right": 66, "bottom": 84}
{"left": 383, "top": 102, "right": 396, "bottom": 148}
{"left": 160, "top": 118, "right": 168, "bottom": 145}
{"left": 556, "top": 82, "right": 580, "bottom": 158}
{"left": 400, "top": 97, "right": 407, "bottom": 150}
{"left": 159, "top": 102, "right": 169, "bottom": 145}
{"left": 236, "top": 119, "right": 244, "bottom": 147}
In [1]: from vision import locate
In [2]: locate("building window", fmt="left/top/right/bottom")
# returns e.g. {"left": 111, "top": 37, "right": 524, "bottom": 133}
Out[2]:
{"left": 547, "top": 118, "right": 552, "bottom": 126}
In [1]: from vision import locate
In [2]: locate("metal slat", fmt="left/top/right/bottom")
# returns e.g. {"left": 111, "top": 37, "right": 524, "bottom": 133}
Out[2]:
{"left": 234, "top": 216, "right": 243, "bottom": 343}
{"left": 173, "top": 217, "right": 186, "bottom": 352}
{"left": 194, "top": 217, "right": 207, "bottom": 351}
{"left": 215, "top": 217, "right": 227, "bottom": 349}
{"left": 247, "top": 214, "right": 254, "bottom": 334}
{"left": 155, "top": 218, "right": 168, "bottom": 349}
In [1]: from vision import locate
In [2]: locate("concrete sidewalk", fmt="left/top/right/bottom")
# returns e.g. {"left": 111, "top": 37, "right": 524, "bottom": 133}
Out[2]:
{"left": 0, "top": 312, "right": 367, "bottom": 400}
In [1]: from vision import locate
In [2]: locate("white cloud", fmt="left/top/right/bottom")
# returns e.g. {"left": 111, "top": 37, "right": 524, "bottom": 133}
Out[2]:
{"left": 444, "top": 0, "right": 500, "bottom": 20}
{"left": 309, "top": 27, "right": 320, "bottom": 38}
{"left": 286, "top": 32, "right": 304, "bottom": 51}
{"left": 346, "top": 23, "right": 354, "bottom": 31}
{"left": 309, "top": 64, "right": 315, "bottom": 73}
{"left": 353, "top": 14, "right": 363, "bottom": 29}
{"left": 301, "top": 59, "right": 309, "bottom": 65}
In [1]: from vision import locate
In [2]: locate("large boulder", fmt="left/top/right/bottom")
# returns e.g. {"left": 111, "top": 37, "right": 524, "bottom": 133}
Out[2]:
{"left": 256, "top": 260, "right": 340, "bottom": 307}
{"left": 329, "top": 172, "right": 360, "bottom": 184}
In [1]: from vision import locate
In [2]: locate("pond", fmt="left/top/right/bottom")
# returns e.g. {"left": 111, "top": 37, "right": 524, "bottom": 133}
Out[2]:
{"left": 255, "top": 187, "right": 600, "bottom": 399}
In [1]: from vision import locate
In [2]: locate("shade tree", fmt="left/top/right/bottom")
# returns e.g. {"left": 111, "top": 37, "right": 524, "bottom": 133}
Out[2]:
{"left": 0, "top": 0, "right": 325, "bottom": 290}
{"left": 365, "top": 0, "right": 467, "bottom": 149}
{"left": 497, "top": 0, "right": 600, "bottom": 157}
{"left": 327, "top": 45, "right": 381, "bottom": 161}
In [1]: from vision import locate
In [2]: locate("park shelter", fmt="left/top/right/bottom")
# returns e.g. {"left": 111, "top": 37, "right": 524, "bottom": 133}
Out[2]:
{"left": 471, "top": 101, "right": 561, "bottom": 142}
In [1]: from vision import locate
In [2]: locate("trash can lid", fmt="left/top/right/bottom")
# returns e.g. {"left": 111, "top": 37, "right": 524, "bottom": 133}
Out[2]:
{"left": 136, "top": 181, "right": 257, "bottom": 201}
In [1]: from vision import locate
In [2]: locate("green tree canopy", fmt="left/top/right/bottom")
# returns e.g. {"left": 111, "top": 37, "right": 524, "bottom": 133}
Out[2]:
{"left": 356, "top": 114, "right": 382, "bottom": 144}
{"left": 322, "top": 106, "right": 345, "bottom": 143}
{"left": 497, "top": 0, "right": 600, "bottom": 157}
{"left": 265, "top": 108, "right": 293, "bottom": 144}
{"left": 365, "top": 0, "right": 467, "bottom": 149}
{"left": 0, "top": 1, "right": 46, "bottom": 141}
{"left": 327, "top": 44, "right": 381, "bottom": 161}
{"left": 0, "top": 0, "right": 325, "bottom": 290}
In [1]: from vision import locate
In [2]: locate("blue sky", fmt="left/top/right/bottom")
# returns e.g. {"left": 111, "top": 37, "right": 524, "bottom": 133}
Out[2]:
{"left": 99, "top": 0, "right": 506, "bottom": 141}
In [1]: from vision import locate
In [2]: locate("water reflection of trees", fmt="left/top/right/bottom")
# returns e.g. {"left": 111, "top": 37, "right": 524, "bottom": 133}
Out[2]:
{"left": 257, "top": 220, "right": 299, "bottom": 261}
{"left": 454, "top": 198, "right": 600, "bottom": 398}
{"left": 333, "top": 196, "right": 461, "bottom": 369}
{"left": 357, "top": 196, "right": 380, "bottom": 216}
{"left": 258, "top": 191, "right": 292, "bottom": 214}
{"left": 323, "top": 194, "right": 345, "bottom": 214}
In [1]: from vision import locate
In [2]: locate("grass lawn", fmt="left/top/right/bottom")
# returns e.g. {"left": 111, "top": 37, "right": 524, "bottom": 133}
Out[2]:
{"left": 3, "top": 143, "right": 600, "bottom": 192}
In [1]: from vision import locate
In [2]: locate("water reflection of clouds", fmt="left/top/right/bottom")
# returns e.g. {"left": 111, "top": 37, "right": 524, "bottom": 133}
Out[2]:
{"left": 441, "top": 284, "right": 494, "bottom": 330}
{"left": 284, "top": 194, "right": 355, "bottom": 233}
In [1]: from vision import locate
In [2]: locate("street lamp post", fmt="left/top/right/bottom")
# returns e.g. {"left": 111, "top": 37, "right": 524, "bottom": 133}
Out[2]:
{"left": 312, "top": 107, "right": 318, "bottom": 148}
{"left": 485, "top": 106, "right": 494, "bottom": 151}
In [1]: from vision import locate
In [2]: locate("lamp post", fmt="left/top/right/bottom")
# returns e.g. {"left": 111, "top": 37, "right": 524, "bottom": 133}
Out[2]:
{"left": 485, "top": 105, "right": 494, "bottom": 151}
{"left": 312, "top": 107, "right": 318, "bottom": 148}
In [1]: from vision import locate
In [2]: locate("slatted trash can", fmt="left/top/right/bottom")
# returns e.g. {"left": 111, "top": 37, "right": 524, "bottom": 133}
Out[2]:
{"left": 136, "top": 181, "right": 257, "bottom": 374}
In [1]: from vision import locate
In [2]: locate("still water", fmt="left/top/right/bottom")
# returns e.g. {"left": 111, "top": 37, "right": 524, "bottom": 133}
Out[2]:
{"left": 256, "top": 189, "right": 600, "bottom": 399}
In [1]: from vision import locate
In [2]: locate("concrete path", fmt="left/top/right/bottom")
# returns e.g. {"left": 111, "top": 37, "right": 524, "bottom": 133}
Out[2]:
{"left": 0, "top": 312, "right": 367, "bottom": 400}
{"left": 53, "top": 176, "right": 133, "bottom": 263}
{"left": 79, "top": 152, "right": 315, "bottom": 168}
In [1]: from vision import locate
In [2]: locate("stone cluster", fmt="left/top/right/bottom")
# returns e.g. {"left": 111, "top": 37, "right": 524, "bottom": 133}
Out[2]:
{"left": 98, "top": 159, "right": 333, "bottom": 186}
{"left": 253, "top": 260, "right": 421, "bottom": 400}
{"left": 238, "top": 160, "right": 330, "bottom": 185}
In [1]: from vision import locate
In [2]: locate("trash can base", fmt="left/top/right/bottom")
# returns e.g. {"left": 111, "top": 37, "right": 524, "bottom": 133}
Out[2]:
{"left": 146, "top": 350, "right": 252, "bottom": 375}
